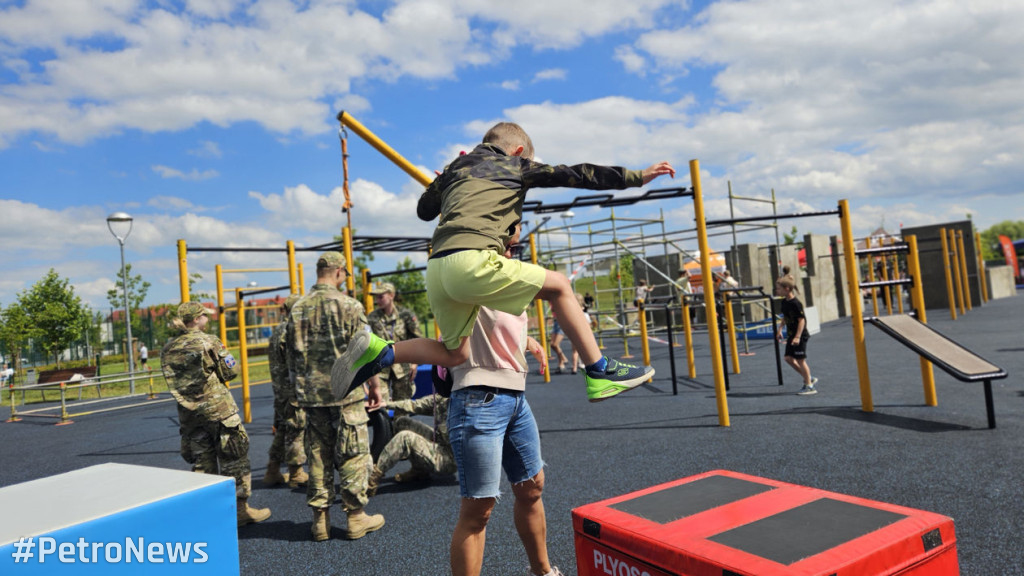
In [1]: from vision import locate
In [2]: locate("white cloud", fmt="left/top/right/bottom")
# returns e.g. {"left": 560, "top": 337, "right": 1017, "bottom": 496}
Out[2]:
{"left": 152, "top": 165, "right": 219, "bottom": 181}
{"left": 532, "top": 68, "right": 566, "bottom": 82}
{"left": 500, "top": 80, "right": 520, "bottom": 91}
{"left": 187, "top": 140, "right": 222, "bottom": 158}
{"left": 147, "top": 195, "right": 198, "bottom": 211}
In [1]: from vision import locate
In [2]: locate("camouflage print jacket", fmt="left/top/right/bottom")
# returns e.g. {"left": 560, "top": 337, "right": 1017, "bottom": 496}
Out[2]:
{"left": 417, "top": 143, "right": 643, "bottom": 254}
{"left": 267, "top": 320, "right": 292, "bottom": 401}
{"left": 286, "top": 283, "right": 368, "bottom": 408}
{"left": 387, "top": 394, "right": 451, "bottom": 447}
{"left": 161, "top": 327, "right": 239, "bottom": 422}
{"left": 367, "top": 305, "right": 422, "bottom": 380}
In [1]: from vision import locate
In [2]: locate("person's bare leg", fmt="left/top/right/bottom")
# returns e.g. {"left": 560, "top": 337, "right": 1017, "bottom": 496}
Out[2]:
{"left": 537, "top": 271, "right": 601, "bottom": 365}
{"left": 795, "top": 358, "right": 812, "bottom": 385}
{"left": 450, "top": 497, "right": 496, "bottom": 576}
{"left": 549, "top": 334, "right": 568, "bottom": 368}
{"left": 512, "top": 471, "right": 550, "bottom": 576}
{"left": 393, "top": 337, "right": 471, "bottom": 368}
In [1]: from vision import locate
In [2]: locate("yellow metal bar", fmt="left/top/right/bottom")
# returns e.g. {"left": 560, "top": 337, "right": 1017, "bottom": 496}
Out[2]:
{"left": 906, "top": 235, "right": 936, "bottom": 406}
{"left": 298, "top": 263, "right": 306, "bottom": 295}
{"left": 975, "top": 232, "right": 988, "bottom": 303}
{"left": 337, "top": 111, "right": 434, "bottom": 187}
{"left": 287, "top": 240, "right": 298, "bottom": 294}
{"left": 840, "top": 200, "right": 872, "bottom": 412}
{"left": 866, "top": 237, "right": 880, "bottom": 316}
{"left": 691, "top": 159, "right": 729, "bottom": 426}
{"left": 880, "top": 238, "right": 892, "bottom": 316}
{"left": 529, "top": 233, "right": 550, "bottom": 382}
{"left": 362, "top": 268, "right": 373, "bottom": 313}
{"left": 957, "top": 230, "right": 972, "bottom": 311}
{"left": 639, "top": 304, "right": 651, "bottom": 368}
{"left": 939, "top": 229, "right": 956, "bottom": 320}
{"left": 244, "top": 321, "right": 281, "bottom": 330}
{"left": 892, "top": 239, "right": 904, "bottom": 314}
{"left": 216, "top": 265, "right": 228, "bottom": 344}
{"left": 221, "top": 267, "right": 288, "bottom": 274}
{"left": 682, "top": 295, "right": 696, "bottom": 378}
{"left": 177, "top": 239, "right": 189, "bottom": 303}
{"left": 343, "top": 227, "right": 355, "bottom": 294}
{"left": 235, "top": 288, "right": 251, "bottom": 424}
{"left": 724, "top": 294, "right": 740, "bottom": 374}
{"left": 949, "top": 229, "right": 965, "bottom": 315}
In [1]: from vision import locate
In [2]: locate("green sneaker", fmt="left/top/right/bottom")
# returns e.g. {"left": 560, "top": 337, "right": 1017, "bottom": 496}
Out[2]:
{"left": 331, "top": 330, "right": 394, "bottom": 398}
{"left": 585, "top": 357, "right": 655, "bottom": 402}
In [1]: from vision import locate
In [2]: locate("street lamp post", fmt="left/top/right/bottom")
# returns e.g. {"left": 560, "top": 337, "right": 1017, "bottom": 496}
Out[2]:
{"left": 107, "top": 212, "right": 135, "bottom": 394}
{"left": 561, "top": 210, "right": 576, "bottom": 291}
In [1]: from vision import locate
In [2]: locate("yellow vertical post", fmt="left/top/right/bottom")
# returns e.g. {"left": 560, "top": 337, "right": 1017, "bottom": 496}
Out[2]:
{"left": 949, "top": 229, "right": 965, "bottom": 315}
{"left": 957, "top": 230, "right": 972, "bottom": 311}
{"left": 880, "top": 238, "right": 892, "bottom": 316}
{"left": 298, "top": 263, "right": 306, "bottom": 295}
{"left": 939, "top": 229, "right": 956, "bottom": 320}
{"left": 906, "top": 235, "right": 936, "bottom": 406}
{"left": 362, "top": 269, "right": 373, "bottom": 312}
{"left": 865, "top": 237, "right": 880, "bottom": 316}
{"left": 681, "top": 295, "right": 696, "bottom": 378}
{"left": 529, "top": 233, "right": 551, "bottom": 383}
{"left": 639, "top": 304, "right": 651, "bottom": 369}
{"left": 235, "top": 288, "right": 251, "bottom": 424}
{"left": 178, "top": 240, "right": 189, "bottom": 303}
{"left": 215, "top": 265, "right": 228, "bottom": 344}
{"left": 840, "top": 200, "right": 872, "bottom": 412}
{"left": 892, "top": 239, "right": 904, "bottom": 314}
{"left": 342, "top": 227, "right": 355, "bottom": 294}
{"left": 691, "top": 159, "right": 729, "bottom": 426}
{"left": 724, "top": 294, "right": 740, "bottom": 374}
{"left": 287, "top": 240, "right": 298, "bottom": 294}
{"left": 975, "top": 232, "right": 988, "bottom": 303}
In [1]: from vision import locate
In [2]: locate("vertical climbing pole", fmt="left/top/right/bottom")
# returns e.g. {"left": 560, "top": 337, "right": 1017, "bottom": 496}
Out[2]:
{"left": 840, "top": 199, "right": 872, "bottom": 412}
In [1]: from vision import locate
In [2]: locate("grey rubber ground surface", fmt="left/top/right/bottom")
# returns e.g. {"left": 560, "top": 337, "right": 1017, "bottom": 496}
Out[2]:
{"left": 2, "top": 294, "right": 1020, "bottom": 575}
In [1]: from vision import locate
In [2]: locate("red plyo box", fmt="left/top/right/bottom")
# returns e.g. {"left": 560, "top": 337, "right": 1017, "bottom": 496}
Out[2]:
{"left": 572, "top": 470, "right": 958, "bottom": 576}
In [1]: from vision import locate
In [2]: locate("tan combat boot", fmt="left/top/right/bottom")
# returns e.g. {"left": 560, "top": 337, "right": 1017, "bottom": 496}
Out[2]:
{"left": 367, "top": 466, "right": 384, "bottom": 497}
{"left": 237, "top": 499, "right": 272, "bottom": 526}
{"left": 263, "top": 460, "right": 287, "bottom": 486}
{"left": 346, "top": 509, "right": 385, "bottom": 540}
{"left": 287, "top": 465, "right": 309, "bottom": 488}
{"left": 311, "top": 507, "right": 331, "bottom": 542}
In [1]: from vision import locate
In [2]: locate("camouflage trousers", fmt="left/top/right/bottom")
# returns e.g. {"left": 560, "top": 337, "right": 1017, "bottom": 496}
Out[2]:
{"left": 304, "top": 406, "right": 373, "bottom": 511}
{"left": 179, "top": 409, "right": 252, "bottom": 499}
{"left": 385, "top": 372, "right": 417, "bottom": 402}
{"left": 268, "top": 398, "right": 306, "bottom": 466}
{"left": 376, "top": 415, "right": 456, "bottom": 477}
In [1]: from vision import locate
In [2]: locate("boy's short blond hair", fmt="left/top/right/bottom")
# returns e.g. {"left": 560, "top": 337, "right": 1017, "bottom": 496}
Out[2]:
{"left": 483, "top": 122, "right": 534, "bottom": 160}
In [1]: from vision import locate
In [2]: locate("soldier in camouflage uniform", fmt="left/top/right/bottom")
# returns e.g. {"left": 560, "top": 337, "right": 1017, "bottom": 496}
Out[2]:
{"left": 286, "top": 251, "right": 386, "bottom": 541}
{"left": 367, "top": 281, "right": 423, "bottom": 401}
{"left": 264, "top": 294, "right": 308, "bottom": 488}
{"left": 369, "top": 393, "right": 454, "bottom": 494}
{"left": 161, "top": 301, "right": 271, "bottom": 527}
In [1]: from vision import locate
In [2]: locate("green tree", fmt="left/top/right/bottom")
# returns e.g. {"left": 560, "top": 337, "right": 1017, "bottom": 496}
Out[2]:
{"left": 783, "top": 225, "right": 801, "bottom": 245}
{"left": 389, "top": 257, "right": 430, "bottom": 320}
{"left": 18, "top": 269, "right": 91, "bottom": 368}
{"left": 610, "top": 253, "right": 635, "bottom": 287}
{"left": 0, "top": 302, "right": 34, "bottom": 377}
{"left": 188, "top": 272, "right": 214, "bottom": 302}
{"left": 106, "top": 263, "right": 151, "bottom": 336}
{"left": 980, "top": 220, "right": 1024, "bottom": 260}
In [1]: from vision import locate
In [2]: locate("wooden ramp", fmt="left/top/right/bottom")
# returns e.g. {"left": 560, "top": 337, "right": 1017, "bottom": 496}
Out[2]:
{"left": 868, "top": 314, "right": 1007, "bottom": 428}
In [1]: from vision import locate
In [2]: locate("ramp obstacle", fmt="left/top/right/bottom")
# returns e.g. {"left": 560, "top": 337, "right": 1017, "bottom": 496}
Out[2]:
{"left": 867, "top": 314, "right": 1006, "bottom": 428}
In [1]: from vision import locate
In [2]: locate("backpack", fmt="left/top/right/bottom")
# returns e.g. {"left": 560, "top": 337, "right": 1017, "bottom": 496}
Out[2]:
{"left": 431, "top": 365, "right": 454, "bottom": 398}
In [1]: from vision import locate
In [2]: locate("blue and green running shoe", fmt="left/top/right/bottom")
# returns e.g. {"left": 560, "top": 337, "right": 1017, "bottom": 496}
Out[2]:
{"left": 585, "top": 357, "right": 655, "bottom": 402}
{"left": 331, "top": 330, "right": 394, "bottom": 398}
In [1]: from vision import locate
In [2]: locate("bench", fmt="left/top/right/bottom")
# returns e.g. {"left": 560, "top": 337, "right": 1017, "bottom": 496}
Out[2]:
{"left": 867, "top": 314, "right": 1007, "bottom": 428}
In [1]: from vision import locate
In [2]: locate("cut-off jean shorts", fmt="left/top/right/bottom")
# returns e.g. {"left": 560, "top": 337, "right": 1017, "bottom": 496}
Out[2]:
{"left": 448, "top": 386, "right": 544, "bottom": 499}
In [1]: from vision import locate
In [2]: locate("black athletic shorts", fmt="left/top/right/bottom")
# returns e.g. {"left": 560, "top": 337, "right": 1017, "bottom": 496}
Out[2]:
{"left": 784, "top": 337, "right": 808, "bottom": 359}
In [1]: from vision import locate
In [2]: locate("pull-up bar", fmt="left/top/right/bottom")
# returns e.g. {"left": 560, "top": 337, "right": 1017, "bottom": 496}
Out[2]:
{"left": 704, "top": 208, "right": 841, "bottom": 228}
{"left": 524, "top": 186, "right": 693, "bottom": 214}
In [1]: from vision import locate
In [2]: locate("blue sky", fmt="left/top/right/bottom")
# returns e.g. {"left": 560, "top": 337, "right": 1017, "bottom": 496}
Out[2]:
{"left": 2, "top": 0, "right": 1022, "bottom": 311}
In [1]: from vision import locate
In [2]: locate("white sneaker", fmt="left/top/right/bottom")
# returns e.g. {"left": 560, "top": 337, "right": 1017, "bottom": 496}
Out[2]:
{"left": 528, "top": 568, "right": 563, "bottom": 576}
{"left": 797, "top": 385, "right": 818, "bottom": 395}
{"left": 810, "top": 377, "right": 819, "bottom": 386}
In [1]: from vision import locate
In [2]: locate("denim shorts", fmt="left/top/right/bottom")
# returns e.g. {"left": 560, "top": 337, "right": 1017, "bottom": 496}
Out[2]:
{"left": 447, "top": 387, "right": 544, "bottom": 499}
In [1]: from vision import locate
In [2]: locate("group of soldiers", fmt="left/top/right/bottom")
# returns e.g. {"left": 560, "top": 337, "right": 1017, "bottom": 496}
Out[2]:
{"left": 162, "top": 250, "right": 453, "bottom": 542}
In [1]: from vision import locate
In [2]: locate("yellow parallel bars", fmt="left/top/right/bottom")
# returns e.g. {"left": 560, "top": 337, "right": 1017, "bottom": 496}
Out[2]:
{"left": 839, "top": 199, "right": 872, "bottom": 412}
{"left": 691, "top": 159, "right": 729, "bottom": 426}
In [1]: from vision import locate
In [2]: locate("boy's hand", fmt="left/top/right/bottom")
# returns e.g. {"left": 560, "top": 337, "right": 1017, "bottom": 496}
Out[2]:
{"left": 642, "top": 161, "right": 676, "bottom": 184}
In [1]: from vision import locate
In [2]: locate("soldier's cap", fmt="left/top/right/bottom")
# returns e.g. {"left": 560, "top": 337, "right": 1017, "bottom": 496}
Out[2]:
{"left": 178, "top": 301, "right": 212, "bottom": 323}
{"left": 282, "top": 294, "right": 302, "bottom": 311}
{"left": 371, "top": 281, "right": 395, "bottom": 295}
{"left": 317, "top": 251, "right": 346, "bottom": 270}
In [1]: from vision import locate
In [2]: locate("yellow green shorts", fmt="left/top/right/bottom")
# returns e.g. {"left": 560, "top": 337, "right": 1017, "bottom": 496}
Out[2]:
{"left": 426, "top": 250, "right": 546, "bottom": 349}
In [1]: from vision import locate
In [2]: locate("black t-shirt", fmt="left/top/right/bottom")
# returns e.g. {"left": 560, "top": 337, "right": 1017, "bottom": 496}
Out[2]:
{"left": 780, "top": 297, "right": 809, "bottom": 341}
{"left": 583, "top": 295, "right": 594, "bottom": 311}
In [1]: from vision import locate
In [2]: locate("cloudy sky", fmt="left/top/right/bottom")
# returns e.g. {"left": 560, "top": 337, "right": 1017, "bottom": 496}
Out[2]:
{"left": 2, "top": 0, "right": 1021, "bottom": 311}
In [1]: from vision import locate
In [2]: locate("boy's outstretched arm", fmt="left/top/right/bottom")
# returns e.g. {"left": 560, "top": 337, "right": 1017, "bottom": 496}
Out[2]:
{"left": 417, "top": 180, "right": 443, "bottom": 221}
{"left": 642, "top": 161, "right": 676, "bottom": 185}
